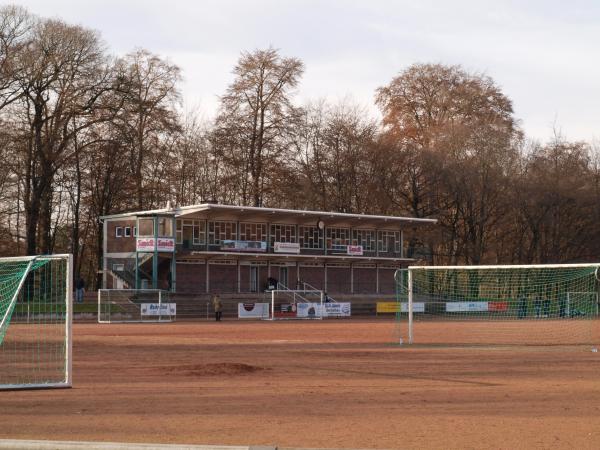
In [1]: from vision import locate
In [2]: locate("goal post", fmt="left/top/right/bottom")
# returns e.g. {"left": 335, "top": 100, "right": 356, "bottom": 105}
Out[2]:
{"left": 98, "top": 289, "right": 175, "bottom": 323}
{"left": 267, "top": 289, "right": 324, "bottom": 320}
{"left": 396, "top": 264, "right": 600, "bottom": 350}
{"left": 0, "top": 254, "right": 72, "bottom": 390}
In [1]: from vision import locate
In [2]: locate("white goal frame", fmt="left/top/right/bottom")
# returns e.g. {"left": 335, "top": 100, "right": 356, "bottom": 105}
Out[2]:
{"left": 97, "top": 289, "right": 175, "bottom": 323}
{"left": 0, "top": 254, "right": 73, "bottom": 390}
{"left": 267, "top": 289, "right": 324, "bottom": 320}
{"left": 404, "top": 263, "right": 600, "bottom": 349}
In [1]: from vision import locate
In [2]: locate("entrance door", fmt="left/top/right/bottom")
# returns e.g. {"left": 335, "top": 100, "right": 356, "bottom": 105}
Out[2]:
{"left": 279, "top": 266, "right": 289, "bottom": 288}
{"left": 250, "top": 266, "right": 258, "bottom": 293}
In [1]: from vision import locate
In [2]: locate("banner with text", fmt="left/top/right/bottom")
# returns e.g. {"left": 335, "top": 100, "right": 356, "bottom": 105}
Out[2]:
{"left": 445, "top": 302, "right": 488, "bottom": 312}
{"left": 376, "top": 302, "right": 425, "bottom": 313}
{"left": 296, "top": 302, "right": 352, "bottom": 318}
{"left": 141, "top": 303, "right": 176, "bottom": 316}
{"left": 274, "top": 242, "right": 300, "bottom": 254}
{"left": 238, "top": 302, "right": 270, "bottom": 319}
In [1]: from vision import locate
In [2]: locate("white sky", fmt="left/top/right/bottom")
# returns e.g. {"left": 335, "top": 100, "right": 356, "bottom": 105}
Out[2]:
{"left": 14, "top": 0, "right": 600, "bottom": 142}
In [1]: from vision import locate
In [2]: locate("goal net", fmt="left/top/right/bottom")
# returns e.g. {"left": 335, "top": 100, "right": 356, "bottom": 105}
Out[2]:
{"left": 267, "top": 289, "right": 324, "bottom": 320}
{"left": 0, "top": 255, "right": 72, "bottom": 390}
{"left": 396, "top": 264, "right": 600, "bottom": 349}
{"left": 98, "top": 289, "right": 175, "bottom": 323}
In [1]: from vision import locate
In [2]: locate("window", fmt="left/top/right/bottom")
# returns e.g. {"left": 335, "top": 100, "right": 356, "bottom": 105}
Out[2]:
{"left": 124, "top": 227, "right": 131, "bottom": 237}
{"left": 352, "top": 229, "right": 376, "bottom": 251}
{"left": 325, "top": 227, "right": 350, "bottom": 250}
{"left": 115, "top": 227, "right": 123, "bottom": 238}
{"left": 378, "top": 230, "right": 401, "bottom": 253}
{"left": 270, "top": 224, "right": 297, "bottom": 247}
{"left": 112, "top": 263, "right": 124, "bottom": 271}
{"left": 240, "top": 222, "right": 267, "bottom": 242}
{"left": 298, "top": 226, "right": 323, "bottom": 249}
{"left": 158, "top": 217, "right": 173, "bottom": 237}
{"left": 208, "top": 221, "right": 237, "bottom": 245}
{"left": 133, "top": 227, "right": 137, "bottom": 237}
{"left": 138, "top": 218, "right": 154, "bottom": 237}
{"left": 176, "top": 219, "right": 206, "bottom": 245}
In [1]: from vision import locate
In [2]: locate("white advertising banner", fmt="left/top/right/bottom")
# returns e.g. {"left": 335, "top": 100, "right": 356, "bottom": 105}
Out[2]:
{"left": 347, "top": 245, "right": 363, "bottom": 256}
{"left": 238, "top": 302, "right": 270, "bottom": 319}
{"left": 136, "top": 238, "right": 155, "bottom": 252}
{"left": 296, "top": 302, "right": 352, "bottom": 318}
{"left": 156, "top": 238, "right": 175, "bottom": 252}
{"left": 446, "top": 301, "right": 488, "bottom": 312}
{"left": 274, "top": 242, "right": 301, "bottom": 254}
{"left": 136, "top": 237, "right": 175, "bottom": 252}
{"left": 141, "top": 303, "right": 176, "bottom": 316}
{"left": 399, "top": 302, "right": 425, "bottom": 313}
{"left": 323, "top": 302, "right": 351, "bottom": 317}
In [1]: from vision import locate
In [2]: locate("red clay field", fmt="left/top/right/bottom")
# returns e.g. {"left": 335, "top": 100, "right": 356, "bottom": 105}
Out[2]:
{"left": 1, "top": 319, "right": 600, "bottom": 449}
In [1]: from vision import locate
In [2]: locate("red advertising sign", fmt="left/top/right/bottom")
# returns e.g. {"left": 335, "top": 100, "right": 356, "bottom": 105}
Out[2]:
{"left": 136, "top": 237, "right": 175, "bottom": 252}
{"left": 347, "top": 245, "right": 364, "bottom": 256}
{"left": 489, "top": 301, "right": 508, "bottom": 312}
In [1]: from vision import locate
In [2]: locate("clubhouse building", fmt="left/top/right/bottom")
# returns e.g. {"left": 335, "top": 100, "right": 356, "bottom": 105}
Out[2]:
{"left": 100, "top": 203, "right": 436, "bottom": 295}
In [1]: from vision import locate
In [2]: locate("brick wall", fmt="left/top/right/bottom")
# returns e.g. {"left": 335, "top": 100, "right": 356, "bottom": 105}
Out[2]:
{"left": 107, "top": 219, "right": 136, "bottom": 253}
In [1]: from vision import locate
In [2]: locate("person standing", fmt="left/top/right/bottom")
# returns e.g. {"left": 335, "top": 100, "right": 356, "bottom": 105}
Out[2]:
{"left": 76, "top": 276, "right": 85, "bottom": 304}
{"left": 212, "top": 294, "right": 222, "bottom": 321}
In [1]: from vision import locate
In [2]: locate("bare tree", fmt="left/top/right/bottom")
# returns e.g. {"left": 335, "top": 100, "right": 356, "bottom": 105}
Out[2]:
{"left": 215, "top": 47, "right": 304, "bottom": 206}
{"left": 114, "top": 49, "right": 181, "bottom": 209}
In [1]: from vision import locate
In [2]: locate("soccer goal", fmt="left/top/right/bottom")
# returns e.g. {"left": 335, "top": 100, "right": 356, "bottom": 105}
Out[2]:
{"left": 267, "top": 289, "right": 324, "bottom": 320}
{"left": 395, "top": 264, "right": 600, "bottom": 350}
{"left": 98, "top": 289, "right": 175, "bottom": 323}
{"left": 0, "top": 254, "right": 72, "bottom": 390}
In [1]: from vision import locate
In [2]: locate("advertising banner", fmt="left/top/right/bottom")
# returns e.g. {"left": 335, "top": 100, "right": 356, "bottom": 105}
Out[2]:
{"left": 237, "top": 302, "right": 270, "bottom": 319}
{"left": 376, "top": 302, "right": 425, "bottom": 313}
{"left": 274, "top": 242, "right": 300, "bottom": 254}
{"left": 221, "top": 240, "right": 267, "bottom": 252}
{"left": 136, "top": 238, "right": 155, "bottom": 252}
{"left": 446, "top": 301, "right": 488, "bottom": 312}
{"left": 136, "top": 237, "right": 175, "bottom": 252}
{"left": 296, "top": 302, "right": 352, "bottom": 318}
{"left": 157, "top": 238, "right": 175, "bottom": 252}
{"left": 488, "top": 301, "right": 509, "bottom": 312}
{"left": 323, "top": 302, "right": 351, "bottom": 317}
{"left": 347, "top": 245, "right": 364, "bottom": 256}
{"left": 140, "top": 303, "right": 176, "bottom": 316}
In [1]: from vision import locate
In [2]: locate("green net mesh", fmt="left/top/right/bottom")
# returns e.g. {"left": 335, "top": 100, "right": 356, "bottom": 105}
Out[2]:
{"left": 396, "top": 265, "right": 600, "bottom": 348}
{"left": 0, "top": 256, "right": 70, "bottom": 388}
{"left": 0, "top": 258, "right": 50, "bottom": 343}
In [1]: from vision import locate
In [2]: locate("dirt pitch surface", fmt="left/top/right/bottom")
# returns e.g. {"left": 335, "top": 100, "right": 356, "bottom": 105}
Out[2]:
{"left": 2, "top": 319, "right": 600, "bottom": 449}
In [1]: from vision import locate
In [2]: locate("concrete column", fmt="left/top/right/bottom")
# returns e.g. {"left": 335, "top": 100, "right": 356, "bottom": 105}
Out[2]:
{"left": 237, "top": 259, "right": 241, "bottom": 293}
{"left": 205, "top": 260, "right": 209, "bottom": 294}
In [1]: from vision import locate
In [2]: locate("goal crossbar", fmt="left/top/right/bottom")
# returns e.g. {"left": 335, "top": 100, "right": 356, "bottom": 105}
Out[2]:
{"left": 397, "top": 264, "right": 600, "bottom": 350}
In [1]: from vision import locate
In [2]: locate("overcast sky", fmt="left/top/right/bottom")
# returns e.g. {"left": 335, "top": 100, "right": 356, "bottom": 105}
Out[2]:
{"left": 14, "top": 0, "right": 600, "bottom": 142}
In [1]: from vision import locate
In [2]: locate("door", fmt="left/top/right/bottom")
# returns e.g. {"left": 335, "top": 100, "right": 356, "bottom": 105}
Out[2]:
{"left": 250, "top": 266, "right": 258, "bottom": 293}
{"left": 279, "top": 266, "right": 288, "bottom": 288}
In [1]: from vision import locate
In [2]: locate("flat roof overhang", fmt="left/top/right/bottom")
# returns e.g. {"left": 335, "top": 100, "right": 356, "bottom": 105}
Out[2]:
{"left": 177, "top": 251, "right": 413, "bottom": 265}
{"left": 101, "top": 203, "right": 436, "bottom": 229}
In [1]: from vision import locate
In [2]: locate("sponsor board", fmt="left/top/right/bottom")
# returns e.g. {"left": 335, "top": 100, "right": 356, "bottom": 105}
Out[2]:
{"left": 237, "top": 302, "right": 270, "bottom": 319}
{"left": 156, "top": 238, "right": 175, "bottom": 252}
{"left": 141, "top": 303, "right": 176, "bottom": 316}
{"left": 221, "top": 240, "right": 267, "bottom": 252}
{"left": 489, "top": 301, "right": 509, "bottom": 312}
{"left": 274, "top": 242, "right": 300, "bottom": 254}
{"left": 376, "top": 302, "right": 425, "bottom": 313}
{"left": 446, "top": 301, "right": 488, "bottom": 312}
{"left": 347, "top": 245, "right": 363, "bottom": 256}
{"left": 296, "top": 302, "right": 352, "bottom": 318}
{"left": 136, "top": 237, "right": 175, "bottom": 252}
{"left": 136, "top": 238, "right": 155, "bottom": 252}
